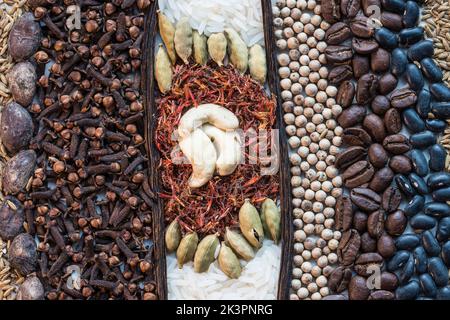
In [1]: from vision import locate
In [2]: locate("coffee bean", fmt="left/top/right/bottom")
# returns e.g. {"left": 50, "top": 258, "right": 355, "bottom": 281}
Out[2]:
{"left": 368, "top": 144, "right": 388, "bottom": 168}
{"left": 396, "top": 234, "right": 420, "bottom": 250}
{"left": 410, "top": 214, "right": 437, "bottom": 231}
{"left": 337, "top": 80, "right": 355, "bottom": 108}
{"left": 437, "top": 217, "right": 450, "bottom": 242}
{"left": 422, "top": 230, "right": 441, "bottom": 257}
{"left": 385, "top": 210, "right": 407, "bottom": 236}
{"left": 390, "top": 87, "right": 417, "bottom": 109}
{"left": 432, "top": 187, "right": 450, "bottom": 202}
{"left": 399, "top": 254, "right": 415, "bottom": 284}
{"left": 361, "top": 232, "right": 377, "bottom": 252}
{"left": 382, "top": 0, "right": 406, "bottom": 14}
{"left": 355, "top": 253, "right": 383, "bottom": 276}
{"left": 427, "top": 172, "right": 450, "bottom": 190}
{"left": 382, "top": 186, "right": 402, "bottom": 213}
{"left": 336, "top": 195, "right": 353, "bottom": 232}
{"left": 338, "top": 105, "right": 366, "bottom": 128}
{"left": 380, "top": 272, "right": 399, "bottom": 291}
{"left": 369, "top": 290, "right": 395, "bottom": 300}
{"left": 377, "top": 233, "right": 396, "bottom": 258}
{"left": 350, "top": 15, "right": 375, "bottom": 38}
{"left": 367, "top": 210, "right": 385, "bottom": 238}
{"left": 410, "top": 130, "right": 435, "bottom": 149}
{"left": 325, "top": 45, "right": 354, "bottom": 64}
{"left": 408, "top": 40, "right": 434, "bottom": 62}
{"left": 403, "top": 0, "right": 420, "bottom": 28}
{"left": 372, "top": 95, "right": 391, "bottom": 115}
{"left": 353, "top": 55, "right": 370, "bottom": 79}
{"left": 424, "top": 202, "right": 450, "bottom": 218}
{"left": 342, "top": 160, "right": 375, "bottom": 188}
{"left": 404, "top": 195, "right": 424, "bottom": 217}
{"left": 336, "top": 146, "right": 366, "bottom": 169}
{"left": 387, "top": 250, "right": 410, "bottom": 272}
{"left": 357, "top": 74, "right": 379, "bottom": 105}
{"left": 380, "top": 12, "right": 403, "bottom": 32}
{"left": 379, "top": 73, "right": 398, "bottom": 95}
{"left": 369, "top": 167, "right": 394, "bottom": 193}
{"left": 352, "top": 37, "right": 379, "bottom": 55}
{"left": 329, "top": 65, "right": 354, "bottom": 85}
{"left": 419, "top": 274, "right": 438, "bottom": 298}
{"left": 428, "top": 257, "right": 448, "bottom": 287}
{"left": 420, "top": 57, "right": 443, "bottom": 83}
{"left": 341, "top": 0, "right": 361, "bottom": 18}
{"left": 363, "top": 114, "right": 386, "bottom": 142}
{"left": 371, "top": 48, "right": 390, "bottom": 73}
{"left": 409, "top": 173, "right": 429, "bottom": 195}
{"left": 405, "top": 63, "right": 424, "bottom": 91}
{"left": 416, "top": 88, "right": 431, "bottom": 118}
{"left": 389, "top": 155, "right": 412, "bottom": 174}
{"left": 351, "top": 187, "right": 381, "bottom": 212}
{"left": 384, "top": 108, "right": 402, "bottom": 134}
{"left": 343, "top": 127, "right": 373, "bottom": 147}
{"left": 399, "top": 27, "right": 424, "bottom": 46}
{"left": 321, "top": 0, "right": 341, "bottom": 23}
{"left": 326, "top": 22, "right": 352, "bottom": 45}
{"left": 338, "top": 229, "right": 361, "bottom": 266}
{"left": 391, "top": 48, "right": 408, "bottom": 76}
{"left": 375, "top": 27, "right": 398, "bottom": 50}
{"left": 402, "top": 108, "right": 426, "bottom": 133}
{"left": 429, "top": 144, "right": 446, "bottom": 172}
{"left": 430, "top": 83, "right": 450, "bottom": 102}
{"left": 349, "top": 276, "right": 371, "bottom": 300}
{"left": 396, "top": 281, "right": 420, "bottom": 300}
{"left": 425, "top": 119, "right": 446, "bottom": 133}
{"left": 353, "top": 211, "right": 368, "bottom": 233}
{"left": 395, "top": 174, "right": 416, "bottom": 197}
{"left": 442, "top": 241, "right": 450, "bottom": 267}
{"left": 329, "top": 266, "right": 353, "bottom": 293}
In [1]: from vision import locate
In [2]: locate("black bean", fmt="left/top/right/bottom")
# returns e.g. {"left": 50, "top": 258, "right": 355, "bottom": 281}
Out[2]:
{"left": 391, "top": 48, "right": 408, "bottom": 76}
{"left": 396, "top": 281, "right": 420, "bottom": 300}
{"left": 405, "top": 63, "right": 424, "bottom": 91}
{"left": 416, "top": 88, "right": 431, "bottom": 118}
{"left": 396, "top": 234, "right": 420, "bottom": 250}
{"left": 403, "top": 1, "right": 420, "bottom": 28}
{"left": 426, "top": 119, "right": 446, "bottom": 133}
{"left": 407, "top": 40, "right": 434, "bottom": 62}
{"left": 375, "top": 27, "right": 399, "bottom": 50}
{"left": 442, "top": 241, "right": 450, "bottom": 267}
{"left": 410, "top": 214, "right": 437, "bottom": 231}
{"left": 387, "top": 250, "right": 410, "bottom": 271}
{"left": 431, "top": 102, "right": 450, "bottom": 119}
{"left": 419, "top": 273, "right": 437, "bottom": 298}
{"left": 409, "top": 131, "right": 435, "bottom": 149}
{"left": 420, "top": 57, "right": 444, "bottom": 83}
{"left": 409, "top": 173, "right": 429, "bottom": 195}
{"left": 403, "top": 108, "right": 426, "bottom": 133}
{"left": 432, "top": 187, "right": 450, "bottom": 202}
{"left": 422, "top": 230, "right": 441, "bottom": 257}
{"left": 395, "top": 174, "right": 416, "bottom": 197}
{"left": 414, "top": 246, "right": 428, "bottom": 274}
{"left": 404, "top": 195, "right": 424, "bottom": 217}
{"left": 382, "top": 0, "right": 407, "bottom": 14}
{"left": 427, "top": 172, "right": 450, "bottom": 190}
{"left": 429, "top": 145, "right": 446, "bottom": 172}
{"left": 424, "top": 202, "right": 450, "bottom": 218}
{"left": 437, "top": 286, "right": 450, "bottom": 300}
{"left": 437, "top": 217, "right": 450, "bottom": 242}
{"left": 430, "top": 83, "right": 450, "bottom": 102}
{"left": 428, "top": 257, "right": 448, "bottom": 287}
{"left": 409, "top": 149, "right": 428, "bottom": 177}
{"left": 399, "top": 27, "right": 424, "bottom": 46}
{"left": 399, "top": 254, "right": 415, "bottom": 284}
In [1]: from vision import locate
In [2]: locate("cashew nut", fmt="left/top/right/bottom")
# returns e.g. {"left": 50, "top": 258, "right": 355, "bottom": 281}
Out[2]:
{"left": 179, "top": 128, "right": 217, "bottom": 188}
{"left": 178, "top": 104, "right": 239, "bottom": 139}
{"left": 201, "top": 124, "right": 241, "bottom": 176}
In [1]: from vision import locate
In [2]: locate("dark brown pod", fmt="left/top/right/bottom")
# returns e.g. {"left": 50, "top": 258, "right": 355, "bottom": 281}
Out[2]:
{"left": 7, "top": 62, "right": 36, "bottom": 107}
{"left": 367, "top": 210, "right": 385, "bottom": 238}
{"left": 377, "top": 233, "right": 396, "bottom": 258}
{"left": 337, "top": 80, "right": 355, "bottom": 108}
{"left": 360, "top": 232, "right": 377, "bottom": 253}
{"left": 325, "top": 22, "right": 352, "bottom": 45}
{"left": 9, "top": 233, "right": 37, "bottom": 276}
{"left": 0, "top": 198, "right": 24, "bottom": 240}
{"left": 371, "top": 95, "right": 391, "bottom": 115}
{"left": 0, "top": 102, "right": 34, "bottom": 155}
{"left": 328, "top": 266, "right": 352, "bottom": 293}
{"left": 379, "top": 73, "right": 398, "bottom": 95}
{"left": 380, "top": 272, "right": 399, "bottom": 291}
{"left": 384, "top": 108, "right": 402, "bottom": 134}
{"left": 329, "top": 65, "right": 354, "bottom": 85}
{"left": 8, "top": 12, "right": 41, "bottom": 61}
{"left": 343, "top": 127, "right": 372, "bottom": 147}
{"left": 321, "top": 0, "right": 342, "bottom": 23}
{"left": 355, "top": 252, "right": 383, "bottom": 276}
{"left": 342, "top": 161, "right": 375, "bottom": 188}
{"left": 338, "top": 229, "right": 361, "bottom": 266}
{"left": 382, "top": 186, "right": 402, "bottom": 213}
{"left": 356, "top": 73, "right": 379, "bottom": 105}
{"left": 337, "top": 105, "right": 366, "bottom": 128}
{"left": 349, "top": 276, "right": 371, "bottom": 300}
{"left": 353, "top": 55, "right": 370, "bottom": 79}
{"left": 389, "top": 155, "right": 412, "bottom": 174}
{"left": 369, "top": 290, "right": 395, "bottom": 300}
{"left": 368, "top": 144, "right": 388, "bottom": 168}
{"left": 369, "top": 167, "right": 394, "bottom": 193}
{"left": 2, "top": 150, "right": 36, "bottom": 195}
{"left": 353, "top": 211, "right": 368, "bottom": 233}
{"left": 363, "top": 113, "right": 386, "bottom": 143}
{"left": 385, "top": 210, "right": 407, "bottom": 236}
{"left": 335, "top": 146, "right": 366, "bottom": 169}
{"left": 336, "top": 195, "right": 353, "bottom": 231}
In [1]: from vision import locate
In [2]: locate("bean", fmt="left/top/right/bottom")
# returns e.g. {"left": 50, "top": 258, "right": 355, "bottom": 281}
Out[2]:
{"left": 404, "top": 195, "right": 424, "bottom": 217}
{"left": 382, "top": 0, "right": 407, "bottom": 14}
{"left": 407, "top": 40, "right": 434, "bottom": 62}
{"left": 391, "top": 48, "right": 408, "bottom": 76}
{"left": 416, "top": 88, "right": 431, "bottom": 118}
{"left": 387, "top": 250, "right": 410, "bottom": 272}
{"left": 428, "top": 257, "right": 448, "bottom": 287}
{"left": 420, "top": 58, "right": 443, "bottom": 83}
{"left": 414, "top": 246, "right": 428, "bottom": 274}
{"left": 409, "top": 131, "right": 435, "bottom": 149}
{"left": 409, "top": 173, "right": 429, "bottom": 195}
{"left": 424, "top": 202, "right": 450, "bottom": 218}
{"left": 409, "top": 214, "right": 437, "bottom": 231}
{"left": 403, "top": 1, "right": 420, "bottom": 28}
{"left": 396, "top": 281, "right": 420, "bottom": 300}
{"left": 375, "top": 27, "right": 398, "bottom": 50}
{"left": 422, "top": 230, "right": 441, "bottom": 257}
{"left": 399, "top": 255, "right": 415, "bottom": 284}
{"left": 430, "top": 83, "right": 450, "bottom": 102}
{"left": 427, "top": 172, "right": 450, "bottom": 190}
{"left": 425, "top": 119, "right": 446, "bottom": 133}
{"left": 437, "top": 287, "right": 450, "bottom": 300}
{"left": 436, "top": 217, "right": 450, "bottom": 242}
{"left": 441, "top": 241, "right": 450, "bottom": 267}
{"left": 395, "top": 174, "right": 416, "bottom": 197}
{"left": 409, "top": 149, "right": 428, "bottom": 177}
{"left": 399, "top": 27, "right": 424, "bottom": 46}
{"left": 419, "top": 274, "right": 437, "bottom": 298}
{"left": 431, "top": 102, "right": 450, "bottom": 119}
{"left": 395, "top": 234, "right": 420, "bottom": 250}
{"left": 432, "top": 187, "right": 450, "bottom": 202}
{"left": 405, "top": 63, "right": 424, "bottom": 91}
{"left": 403, "top": 108, "right": 426, "bottom": 133}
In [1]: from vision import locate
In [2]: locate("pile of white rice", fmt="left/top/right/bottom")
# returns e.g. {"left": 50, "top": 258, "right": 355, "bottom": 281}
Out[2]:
{"left": 167, "top": 240, "right": 281, "bottom": 300}
{"left": 158, "top": 0, "right": 265, "bottom": 46}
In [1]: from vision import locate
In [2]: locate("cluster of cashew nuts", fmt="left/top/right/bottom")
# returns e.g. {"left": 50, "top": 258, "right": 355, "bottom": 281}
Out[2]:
{"left": 177, "top": 104, "right": 242, "bottom": 188}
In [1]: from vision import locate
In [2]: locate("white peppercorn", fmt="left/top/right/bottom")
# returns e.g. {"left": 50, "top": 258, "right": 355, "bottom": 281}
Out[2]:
{"left": 280, "top": 7, "right": 291, "bottom": 18}
{"left": 333, "top": 231, "right": 342, "bottom": 240}
{"left": 293, "top": 255, "right": 304, "bottom": 267}
{"left": 291, "top": 279, "right": 302, "bottom": 290}
{"left": 304, "top": 23, "right": 315, "bottom": 36}
{"left": 303, "top": 223, "right": 315, "bottom": 235}
{"left": 290, "top": 294, "right": 300, "bottom": 300}
{"left": 297, "top": 0, "right": 307, "bottom": 9}
{"left": 286, "top": 124, "right": 296, "bottom": 136}
{"left": 307, "top": 36, "right": 318, "bottom": 48}
{"left": 273, "top": 17, "right": 283, "bottom": 28}
{"left": 289, "top": 49, "right": 301, "bottom": 60}
{"left": 293, "top": 187, "right": 305, "bottom": 199}
{"left": 327, "top": 253, "right": 338, "bottom": 264}
{"left": 277, "top": 38, "right": 287, "bottom": 50}
{"left": 294, "top": 230, "right": 307, "bottom": 242}
{"left": 291, "top": 83, "right": 303, "bottom": 95}
{"left": 320, "top": 287, "right": 330, "bottom": 297}
{"left": 274, "top": 29, "right": 283, "bottom": 39}
{"left": 301, "top": 261, "right": 313, "bottom": 273}
{"left": 288, "top": 136, "right": 301, "bottom": 148}
{"left": 290, "top": 7, "right": 302, "bottom": 19}
{"left": 281, "top": 90, "right": 293, "bottom": 101}
{"left": 302, "top": 249, "right": 312, "bottom": 261}
{"left": 277, "top": 53, "right": 290, "bottom": 66}
{"left": 292, "top": 22, "right": 304, "bottom": 34}
{"left": 317, "top": 255, "right": 328, "bottom": 268}
{"left": 307, "top": 282, "right": 318, "bottom": 293}
{"left": 287, "top": 37, "right": 299, "bottom": 49}
{"left": 291, "top": 166, "right": 301, "bottom": 176}
{"left": 283, "top": 16, "right": 294, "bottom": 27}
{"left": 280, "top": 78, "right": 292, "bottom": 90}
{"left": 316, "top": 275, "right": 327, "bottom": 288}
{"left": 292, "top": 268, "right": 303, "bottom": 279}
{"left": 297, "top": 287, "right": 309, "bottom": 299}
{"left": 290, "top": 72, "right": 300, "bottom": 82}
{"left": 294, "top": 242, "right": 304, "bottom": 254}
{"left": 278, "top": 66, "right": 290, "bottom": 78}
{"left": 323, "top": 266, "right": 334, "bottom": 277}
{"left": 293, "top": 106, "right": 303, "bottom": 115}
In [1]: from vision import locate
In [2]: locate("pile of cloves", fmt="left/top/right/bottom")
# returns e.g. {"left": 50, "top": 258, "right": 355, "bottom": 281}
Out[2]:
{"left": 0, "top": 0, "right": 157, "bottom": 300}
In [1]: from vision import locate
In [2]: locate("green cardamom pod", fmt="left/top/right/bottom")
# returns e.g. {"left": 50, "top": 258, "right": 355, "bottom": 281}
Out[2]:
{"left": 224, "top": 28, "right": 248, "bottom": 74}
{"left": 155, "top": 44, "right": 172, "bottom": 94}
{"left": 224, "top": 227, "right": 254, "bottom": 261}
{"left": 174, "top": 17, "right": 193, "bottom": 64}
{"left": 193, "top": 233, "right": 219, "bottom": 273}
{"left": 165, "top": 220, "right": 181, "bottom": 252}
{"left": 262, "top": 198, "right": 281, "bottom": 244}
{"left": 218, "top": 242, "right": 242, "bottom": 279}
{"left": 176, "top": 232, "right": 199, "bottom": 268}
{"left": 157, "top": 11, "right": 176, "bottom": 65}
{"left": 239, "top": 199, "right": 264, "bottom": 248}
{"left": 207, "top": 33, "right": 227, "bottom": 66}
{"left": 193, "top": 31, "right": 208, "bottom": 66}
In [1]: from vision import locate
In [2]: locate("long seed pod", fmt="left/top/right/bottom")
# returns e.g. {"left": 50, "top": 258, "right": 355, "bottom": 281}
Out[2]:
{"left": 157, "top": 11, "right": 176, "bottom": 64}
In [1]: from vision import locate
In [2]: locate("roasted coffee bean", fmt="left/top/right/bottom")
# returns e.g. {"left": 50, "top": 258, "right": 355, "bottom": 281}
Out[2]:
{"left": 384, "top": 108, "right": 402, "bottom": 134}
{"left": 338, "top": 229, "right": 361, "bottom": 266}
{"left": 343, "top": 127, "right": 372, "bottom": 147}
{"left": 403, "top": 1, "right": 420, "bottom": 28}
{"left": 371, "top": 48, "right": 390, "bottom": 73}
{"left": 414, "top": 246, "right": 428, "bottom": 274}
{"left": 329, "top": 65, "right": 354, "bottom": 85}
{"left": 369, "top": 167, "right": 394, "bottom": 193}
{"left": 410, "top": 214, "right": 437, "bottom": 231}
{"left": 419, "top": 274, "right": 438, "bottom": 298}
{"left": 356, "top": 74, "right": 379, "bottom": 105}
{"left": 399, "top": 254, "right": 415, "bottom": 284}
{"left": 336, "top": 195, "right": 353, "bottom": 232}
{"left": 390, "top": 87, "right": 417, "bottom": 109}
{"left": 387, "top": 250, "right": 410, "bottom": 272}
{"left": 326, "top": 22, "right": 352, "bottom": 45}
{"left": 395, "top": 174, "right": 416, "bottom": 197}
{"left": 352, "top": 37, "right": 379, "bottom": 55}
{"left": 341, "top": 0, "right": 361, "bottom": 18}
{"left": 404, "top": 195, "right": 424, "bottom": 217}
{"left": 396, "top": 281, "right": 420, "bottom": 300}
{"left": 375, "top": 27, "right": 398, "bottom": 50}
{"left": 402, "top": 108, "right": 426, "bottom": 133}
{"left": 328, "top": 266, "right": 352, "bottom": 293}
{"left": 399, "top": 27, "right": 424, "bottom": 46}
{"left": 442, "top": 241, "right": 450, "bottom": 267}
{"left": 321, "top": 0, "right": 341, "bottom": 23}
{"left": 424, "top": 202, "right": 450, "bottom": 218}
{"left": 405, "top": 63, "right": 424, "bottom": 91}
{"left": 369, "top": 290, "right": 395, "bottom": 300}
{"left": 431, "top": 101, "right": 450, "bottom": 119}
{"left": 420, "top": 57, "right": 443, "bottom": 83}
{"left": 380, "top": 272, "right": 399, "bottom": 291}
{"left": 409, "top": 131, "right": 435, "bottom": 149}
{"left": 427, "top": 172, "right": 450, "bottom": 190}
{"left": 437, "top": 287, "right": 450, "bottom": 300}
{"left": 430, "top": 83, "right": 450, "bottom": 102}
{"left": 411, "top": 150, "right": 430, "bottom": 177}
{"left": 409, "top": 173, "right": 429, "bottom": 195}
{"left": 391, "top": 48, "right": 408, "bottom": 76}
{"left": 382, "top": 186, "right": 402, "bottom": 213}
{"left": 325, "top": 45, "right": 354, "bottom": 64}
{"left": 389, "top": 155, "right": 412, "bottom": 174}
{"left": 432, "top": 187, "right": 450, "bottom": 202}
{"left": 368, "top": 144, "right": 388, "bottom": 168}
{"left": 353, "top": 211, "right": 368, "bottom": 233}
{"left": 353, "top": 55, "right": 371, "bottom": 80}
{"left": 349, "top": 276, "right": 371, "bottom": 300}
{"left": 379, "top": 73, "right": 398, "bottom": 95}
{"left": 382, "top": 0, "right": 406, "bottom": 13}
{"left": 385, "top": 210, "right": 407, "bottom": 236}
{"left": 343, "top": 161, "right": 375, "bottom": 188}
{"left": 416, "top": 88, "right": 431, "bottom": 118}
{"left": 363, "top": 114, "right": 385, "bottom": 142}
{"left": 396, "top": 234, "right": 420, "bottom": 250}
{"left": 351, "top": 187, "right": 381, "bottom": 212}
{"left": 355, "top": 253, "right": 383, "bottom": 276}
{"left": 436, "top": 217, "right": 450, "bottom": 242}
{"left": 338, "top": 105, "right": 366, "bottom": 128}
{"left": 380, "top": 12, "right": 403, "bottom": 32}
{"left": 361, "top": 232, "right": 377, "bottom": 252}
{"left": 426, "top": 119, "right": 446, "bottom": 133}
{"left": 367, "top": 210, "right": 385, "bottom": 238}
{"left": 372, "top": 95, "right": 391, "bottom": 115}
{"left": 428, "top": 257, "right": 448, "bottom": 287}
{"left": 337, "top": 81, "right": 355, "bottom": 108}
{"left": 377, "top": 233, "right": 396, "bottom": 258}
{"left": 422, "top": 230, "right": 441, "bottom": 257}
{"left": 408, "top": 40, "right": 434, "bottom": 62}
{"left": 350, "top": 15, "right": 375, "bottom": 38}
{"left": 336, "top": 146, "right": 366, "bottom": 169}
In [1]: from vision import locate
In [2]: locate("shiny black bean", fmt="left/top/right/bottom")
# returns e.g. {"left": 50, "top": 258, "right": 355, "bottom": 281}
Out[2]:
{"left": 424, "top": 202, "right": 450, "bottom": 218}
{"left": 382, "top": 0, "right": 407, "bottom": 13}
{"left": 416, "top": 297, "right": 433, "bottom": 300}
{"left": 403, "top": 108, "right": 426, "bottom": 133}
{"left": 387, "top": 250, "right": 410, "bottom": 271}
{"left": 420, "top": 58, "right": 444, "bottom": 83}
{"left": 427, "top": 172, "right": 450, "bottom": 190}
{"left": 404, "top": 195, "right": 424, "bottom": 217}
{"left": 422, "top": 230, "right": 441, "bottom": 257}
{"left": 396, "top": 281, "right": 420, "bottom": 300}
{"left": 432, "top": 187, "right": 450, "bottom": 202}
{"left": 414, "top": 246, "right": 428, "bottom": 274}
{"left": 442, "top": 241, "right": 450, "bottom": 267}
{"left": 428, "top": 257, "right": 448, "bottom": 287}
{"left": 430, "top": 83, "right": 450, "bottom": 102}
{"left": 391, "top": 48, "right": 408, "bottom": 76}
{"left": 419, "top": 274, "right": 437, "bottom": 298}
{"left": 399, "top": 27, "right": 424, "bottom": 46}
{"left": 431, "top": 102, "right": 450, "bottom": 119}
{"left": 395, "top": 174, "right": 416, "bottom": 197}
{"left": 399, "top": 254, "right": 415, "bottom": 284}
{"left": 409, "top": 173, "right": 429, "bottom": 195}
{"left": 410, "top": 214, "right": 437, "bottom": 231}
{"left": 437, "top": 286, "right": 450, "bottom": 300}
{"left": 375, "top": 27, "right": 399, "bottom": 50}
{"left": 437, "top": 217, "right": 450, "bottom": 242}
{"left": 396, "top": 234, "right": 420, "bottom": 250}
{"left": 416, "top": 88, "right": 431, "bottom": 118}
{"left": 409, "top": 149, "right": 428, "bottom": 177}
{"left": 405, "top": 63, "right": 424, "bottom": 91}
{"left": 429, "top": 145, "right": 446, "bottom": 172}
{"left": 403, "top": 1, "right": 420, "bottom": 28}
{"left": 426, "top": 119, "right": 446, "bottom": 133}
{"left": 407, "top": 40, "right": 434, "bottom": 62}
{"left": 409, "top": 131, "right": 436, "bottom": 149}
